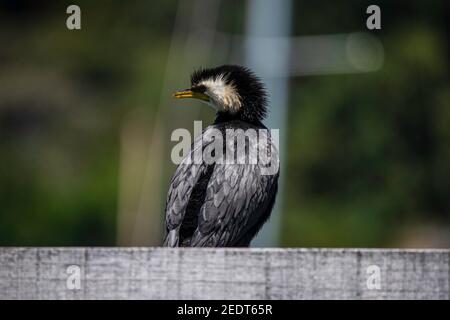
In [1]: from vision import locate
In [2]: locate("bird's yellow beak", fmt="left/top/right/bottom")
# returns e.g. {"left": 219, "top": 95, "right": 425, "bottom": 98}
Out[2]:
{"left": 173, "top": 90, "right": 210, "bottom": 102}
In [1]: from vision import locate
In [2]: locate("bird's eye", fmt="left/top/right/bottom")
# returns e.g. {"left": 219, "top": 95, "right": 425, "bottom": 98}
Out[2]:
{"left": 191, "top": 85, "right": 207, "bottom": 93}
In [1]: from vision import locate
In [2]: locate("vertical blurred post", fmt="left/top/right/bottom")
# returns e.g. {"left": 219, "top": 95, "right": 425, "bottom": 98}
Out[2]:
{"left": 245, "top": 0, "right": 292, "bottom": 246}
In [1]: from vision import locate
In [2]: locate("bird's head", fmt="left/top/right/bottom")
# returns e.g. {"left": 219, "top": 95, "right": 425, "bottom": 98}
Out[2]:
{"left": 173, "top": 65, "right": 268, "bottom": 123}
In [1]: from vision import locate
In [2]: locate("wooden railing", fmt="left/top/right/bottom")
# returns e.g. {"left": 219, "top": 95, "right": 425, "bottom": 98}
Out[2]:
{"left": 0, "top": 248, "right": 448, "bottom": 299}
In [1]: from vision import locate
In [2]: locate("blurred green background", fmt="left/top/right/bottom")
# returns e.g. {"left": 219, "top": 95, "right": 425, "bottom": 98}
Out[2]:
{"left": 0, "top": 0, "right": 449, "bottom": 247}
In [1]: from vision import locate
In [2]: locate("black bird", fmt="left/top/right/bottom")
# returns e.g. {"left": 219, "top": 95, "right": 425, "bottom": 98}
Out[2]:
{"left": 164, "top": 65, "right": 279, "bottom": 247}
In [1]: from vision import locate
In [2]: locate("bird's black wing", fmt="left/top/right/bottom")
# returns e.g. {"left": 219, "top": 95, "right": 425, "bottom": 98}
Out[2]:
{"left": 190, "top": 131, "right": 279, "bottom": 247}
{"left": 163, "top": 131, "right": 210, "bottom": 247}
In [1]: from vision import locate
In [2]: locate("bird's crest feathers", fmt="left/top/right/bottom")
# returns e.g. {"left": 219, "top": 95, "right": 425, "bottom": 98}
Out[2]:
{"left": 190, "top": 65, "right": 268, "bottom": 123}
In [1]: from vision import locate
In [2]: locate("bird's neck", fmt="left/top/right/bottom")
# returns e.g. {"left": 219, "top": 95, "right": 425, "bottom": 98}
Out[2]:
{"left": 214, "top": 111, "right": 264, "bottom": 127}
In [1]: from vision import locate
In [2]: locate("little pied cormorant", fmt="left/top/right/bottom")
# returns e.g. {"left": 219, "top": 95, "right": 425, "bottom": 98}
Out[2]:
{"left": 163, "top": 65, "right": 279, "bottom": 247}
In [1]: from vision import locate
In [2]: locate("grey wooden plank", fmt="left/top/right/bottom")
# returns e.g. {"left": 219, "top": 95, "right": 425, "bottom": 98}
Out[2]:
{"left": 0, "top": 248, "right": 448, "bottom": 300}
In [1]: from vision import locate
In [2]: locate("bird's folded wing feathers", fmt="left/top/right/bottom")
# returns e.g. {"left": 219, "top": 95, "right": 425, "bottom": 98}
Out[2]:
{"left": 190, "top": 163, "right": 277, "bottom": 247}
{"left": 164, "top": 128, "right": 217, "bottom": 246}
{"left": 165, "top": 141, "right": 202, "bottom": 220}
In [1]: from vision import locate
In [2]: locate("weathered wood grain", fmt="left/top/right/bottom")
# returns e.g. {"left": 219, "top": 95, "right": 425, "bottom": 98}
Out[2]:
{"left": 0, "top": 248, "right": 448, "bottom": 299}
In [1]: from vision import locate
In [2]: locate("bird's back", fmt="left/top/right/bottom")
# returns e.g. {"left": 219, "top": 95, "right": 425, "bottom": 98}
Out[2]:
{"left": 164, "top": 120, "right": 279, "bottom": 247}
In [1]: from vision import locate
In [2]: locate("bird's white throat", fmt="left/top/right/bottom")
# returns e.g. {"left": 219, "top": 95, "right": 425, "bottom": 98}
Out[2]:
{"left": 199, "top": 75, "right": 242, "bottom": 113}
